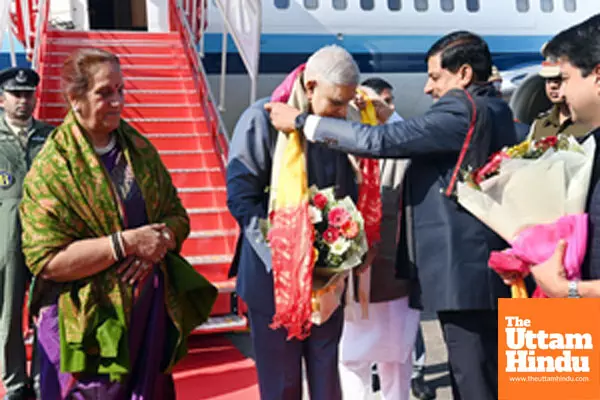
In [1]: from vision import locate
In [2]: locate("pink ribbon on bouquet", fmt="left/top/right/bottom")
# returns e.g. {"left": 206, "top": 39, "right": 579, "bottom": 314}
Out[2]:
{"left": 488, "top": 214, "right": 588, "bottom": 298}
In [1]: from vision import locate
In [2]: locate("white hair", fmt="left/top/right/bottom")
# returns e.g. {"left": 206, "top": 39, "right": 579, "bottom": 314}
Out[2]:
{"left": 304, "top": 45, "right": 360, "bottom": 86}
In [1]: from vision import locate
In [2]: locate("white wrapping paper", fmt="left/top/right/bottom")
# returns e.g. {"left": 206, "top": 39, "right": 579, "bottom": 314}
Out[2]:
{"left": 456, "top": 136, "right": 596, "bottom": 242}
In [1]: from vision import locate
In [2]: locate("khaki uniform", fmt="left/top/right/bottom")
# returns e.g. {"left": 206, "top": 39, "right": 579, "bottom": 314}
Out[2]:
{"left": 528, "top": 105, "right": 590, "bottom": 141}
{"left": 0, "top": 117, "right": 53, "bottom": 394}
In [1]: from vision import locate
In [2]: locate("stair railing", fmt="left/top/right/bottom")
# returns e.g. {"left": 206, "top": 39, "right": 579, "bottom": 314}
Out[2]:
{"left": 7, "top": 0, "right": 50, "bottom": 70}
{"left": 169, "top": 0, "right": 231, "bottom": 169}
{"left": 213, "top": 0, "right": 261, "bottom": 109}
{"left": 0, "top": 1, "right": 15, "bottom": 67}
{"left": 31, "top": 0, "right": 50, "bottom": 70}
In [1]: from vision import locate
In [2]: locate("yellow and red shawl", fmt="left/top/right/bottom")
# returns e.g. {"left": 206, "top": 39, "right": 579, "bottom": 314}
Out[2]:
{"left": 268, "top": 69, "right": 381, "bottom": 340}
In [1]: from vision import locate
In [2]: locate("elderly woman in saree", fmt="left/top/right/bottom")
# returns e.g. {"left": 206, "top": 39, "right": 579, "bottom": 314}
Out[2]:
{"left": 19, "top": 48, "right": 217, "bottom": 399}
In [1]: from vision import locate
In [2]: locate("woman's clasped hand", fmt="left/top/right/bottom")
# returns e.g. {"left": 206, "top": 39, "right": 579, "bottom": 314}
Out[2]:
{"left": 118, "top": 223, "right": 175, "bottom": 284}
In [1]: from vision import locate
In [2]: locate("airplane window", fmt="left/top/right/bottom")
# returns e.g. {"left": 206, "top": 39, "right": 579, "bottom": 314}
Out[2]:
{"left": 332, "top": 0, "right": 347, "bottom": 9}
{"left": 304, "top": 0, "right": 318, "bottom": 9}
{"left": 564, "top": 0, "right": 576, "bottom": 12}
{"left": 388, "top": 0, "right": 402, "bottom": 10}
{"left": 541, "top": 0, "right": 553, "bottom": 12}
{"left": 414, "top": 0, "right": 428, "bottom": 11}
{"left": 466, "top": 0, "right": 479, "bottom": 11}
{"left": 274, "top": 0, "right": 289, "bottom": 9}
{"left": 441, "top": 0, "right": 454, "bottom": 12}
{"left": 516, "top": 0, "right": 529, "bottom": 12}
{"left": 361, "top": 0, "right": 375, "bottom": 10}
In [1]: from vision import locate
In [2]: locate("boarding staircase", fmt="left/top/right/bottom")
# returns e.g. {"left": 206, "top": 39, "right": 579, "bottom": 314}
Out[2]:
{"left": 9, "top": 0, "right": 246, "bottom": 333}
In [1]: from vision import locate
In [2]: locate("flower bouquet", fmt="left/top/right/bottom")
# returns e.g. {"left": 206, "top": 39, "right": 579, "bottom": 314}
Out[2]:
{"left": 309, "top": 185, "right": 368, "bottom": 324}
{"left": 455, "top": 134, "right": 596, "bottom": 298}
{"left": 264, "top": 185, "right": 369, "bottom": 325}
{"left": 309, "top": 186, "right": 369, "bottom": 275}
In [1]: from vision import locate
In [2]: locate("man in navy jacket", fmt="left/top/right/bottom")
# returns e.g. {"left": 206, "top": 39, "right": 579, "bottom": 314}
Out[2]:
{"left": 266, "top": 31, "right": 520, "bottom": 400}
{"left": 226, "top": 45, "right": 359, "bottom": 400}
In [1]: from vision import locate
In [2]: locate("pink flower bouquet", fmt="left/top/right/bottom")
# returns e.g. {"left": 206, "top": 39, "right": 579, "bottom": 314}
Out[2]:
{"left": 308, "top": 186, "right": 368, "bottom": 273}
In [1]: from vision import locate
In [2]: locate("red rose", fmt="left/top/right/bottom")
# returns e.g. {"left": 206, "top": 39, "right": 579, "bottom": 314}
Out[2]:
{"left": 313, "top": 193, "right": 328, "bottom": 210}
{"left": 322, "top": 227, "right": 340, "bottom": 244}
{"left": 474, "top": 151, "right": 508, "bottom": 184}
{"left": 538, "top": 136, "right": 558, "bottom": 149}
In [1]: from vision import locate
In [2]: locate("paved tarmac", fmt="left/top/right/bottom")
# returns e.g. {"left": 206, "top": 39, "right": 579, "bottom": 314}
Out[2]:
{"left": 410, "top": 312, "right": 451, "bottom": 400}
{"left": 227, "top": 311, "right": 452, "bottom": 399}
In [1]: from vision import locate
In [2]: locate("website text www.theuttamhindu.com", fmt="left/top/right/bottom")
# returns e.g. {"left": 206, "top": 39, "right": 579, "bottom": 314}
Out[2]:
{"left": 509, "top": 376, "right": 590, "bottom": 383}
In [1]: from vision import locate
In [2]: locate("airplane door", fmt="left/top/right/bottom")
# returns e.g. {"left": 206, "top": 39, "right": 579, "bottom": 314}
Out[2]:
{"left": 88, "top": 0, "right": 148, "bottom": 30}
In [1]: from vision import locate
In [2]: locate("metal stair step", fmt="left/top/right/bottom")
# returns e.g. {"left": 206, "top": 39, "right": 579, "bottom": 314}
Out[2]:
{"left": 39, "top": 106, "right": 202, "bottom": 120}
{"left": 185, "top": 261, "right": 235, "bottom": 285}
{"left": 148, "top": 135, "right": 217, "bottom": 152}
{"left": 44, "top": 43, "right": 184, "bottom": 56}
{"left": 194, "top": 314, "right": 247, "bottom": 334}
{"left": 186, "top": 255, "right": 234, "bottom": 266}
{"left": 127, "top": 119, "right": 206, "bottom": 134}
{"left": 45, "top": 30, "right": 179, "bottom": 41}
{"left": 181, "top": 236, "right": 236, "bottom": 258}
{"left": 187, "top": 207, "right": 230, "bottom": 215}
{"left": 41, "top": 89, "right": 197, "bottom": 105}
{"left": 45, "top": 63, "right": 188, "bottom": 71}
{"left": 171, "top": 171, "right": 225, "bottom": 188}
{"left": 181, "top": 229, "right": 237, "bottom": 257}
{"left": 46, "top": 37, "right": 181, "bottom": 47}
{"left": 41, "top": 65, "right": 193, "bottom": 79}
{"left": 189, "top": 212, "right": 237, "bottom": 232}
{"left": 40, "top": 74, "right": 196, "bottom": 90}
{"left": 169, "top": 167, "right": 224, "bottom": 186}
{"left": 44, "top": 52, "right": 187, "bottom": 66}
{"left": 160, "top": 153, "right": 222, "bottom": 170}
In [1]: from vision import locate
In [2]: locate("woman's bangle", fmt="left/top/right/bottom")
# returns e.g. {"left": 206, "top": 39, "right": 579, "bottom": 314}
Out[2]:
{"left": 110, "top": 232, "right": 126, "bottom": 261}
{"left": 116, "top": 231, "right": 127, "bottom": 258}
{"left": 109, "top": 234, "right": 120, "bottom": 261}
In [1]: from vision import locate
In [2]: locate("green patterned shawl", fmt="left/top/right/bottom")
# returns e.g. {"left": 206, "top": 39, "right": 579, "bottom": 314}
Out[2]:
{"left": 19, "top": 111, "right": 217, "bottom": 380}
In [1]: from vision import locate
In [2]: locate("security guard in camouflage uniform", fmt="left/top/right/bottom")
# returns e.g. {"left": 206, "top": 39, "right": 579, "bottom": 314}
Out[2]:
{"left": 527, "top": 58, "right": 590, "bottom": 141}
{"left": 0, "top": 67, "right": 53, "bottom": 400}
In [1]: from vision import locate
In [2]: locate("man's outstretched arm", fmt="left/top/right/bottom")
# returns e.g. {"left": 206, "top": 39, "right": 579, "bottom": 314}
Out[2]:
{"left": 265, "top": 92, "right": 473, "bottom": 159}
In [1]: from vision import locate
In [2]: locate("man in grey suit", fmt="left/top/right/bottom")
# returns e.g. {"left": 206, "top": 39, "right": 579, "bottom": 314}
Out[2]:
{"left": 226, "top": 45, "right": 360, "bottom": 400}
{"left": 266, "top": 31, "right": 520, "bottom": 400}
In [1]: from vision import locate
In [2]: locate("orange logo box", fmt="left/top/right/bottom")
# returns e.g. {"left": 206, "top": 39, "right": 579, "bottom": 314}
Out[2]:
{"left": 499, "top": 298, "right": 600, "bottom": 400}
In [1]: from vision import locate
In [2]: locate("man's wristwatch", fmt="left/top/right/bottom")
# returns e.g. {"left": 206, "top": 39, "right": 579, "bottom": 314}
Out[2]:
{"left": 568, "top": 280, "right": 581, "bottom": 298}
{"left": 294, "top": 111, "right": 309, "bottom": 133}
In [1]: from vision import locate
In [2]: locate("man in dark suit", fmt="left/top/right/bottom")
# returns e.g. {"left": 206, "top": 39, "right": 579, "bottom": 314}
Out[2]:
{"left": 266, "top": 31, "right": 520, "bottom": 400}
{"left": 226, "top": 45, "right": 359, "bottom": 400}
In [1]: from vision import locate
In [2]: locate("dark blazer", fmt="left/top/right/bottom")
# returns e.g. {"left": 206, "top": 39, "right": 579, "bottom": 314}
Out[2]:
{"left": 226, "top": 98, "right": 357, "bottom": 316}
{"left": 306, "top": 84, "right": 520, "bottom": 312}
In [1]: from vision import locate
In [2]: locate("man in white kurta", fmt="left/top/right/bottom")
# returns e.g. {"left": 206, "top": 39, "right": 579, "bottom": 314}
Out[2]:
{"left": 339, "top": 83, "right": 420, "bottom": 400}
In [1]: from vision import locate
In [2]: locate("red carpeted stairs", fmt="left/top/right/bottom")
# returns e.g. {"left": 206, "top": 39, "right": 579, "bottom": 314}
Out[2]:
{"left": 35, "top": 29, "right": 245, "bottom": 331}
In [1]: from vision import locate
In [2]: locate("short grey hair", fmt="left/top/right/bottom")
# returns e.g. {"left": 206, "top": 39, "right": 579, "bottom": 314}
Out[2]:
{"left": 304, "top": 45, "right": 360, "bottom": 86}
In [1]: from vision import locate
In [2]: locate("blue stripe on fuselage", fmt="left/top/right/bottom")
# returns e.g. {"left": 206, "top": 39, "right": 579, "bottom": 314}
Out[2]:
{"left": 202, "top": 33, "right": 551, "bottom": 54}
{"left": 2, "top": 33, "right": 547, "bottom": 74}
{"left": 201, "top": 33, "right": 546, "bottom": 74}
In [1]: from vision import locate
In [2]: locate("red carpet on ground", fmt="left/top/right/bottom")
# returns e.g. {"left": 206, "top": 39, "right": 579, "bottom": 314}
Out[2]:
{"left": 0, "top": 335, "right": 259, "bottom": 399}
{"left": 173, "top": 335, "right": 259, "bottom": 399}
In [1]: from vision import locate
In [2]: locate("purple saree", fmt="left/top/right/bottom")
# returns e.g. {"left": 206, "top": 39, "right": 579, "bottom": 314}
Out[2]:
{"left": 36, "top": 142, "right": 176, "bottom": 400}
